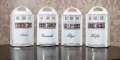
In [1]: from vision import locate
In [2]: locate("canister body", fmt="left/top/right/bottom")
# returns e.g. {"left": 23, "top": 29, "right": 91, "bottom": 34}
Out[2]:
{"left": 86, "top": 6, "right": 110, "bottom": 47}
{"left": 10, "top": 6, "right": 34, "bottom": 46}
{"left": 61, "top": 7, "right": 83, "bottom": 46}
{"left": 37, "top": 7, "right": 58, "bottom": 46}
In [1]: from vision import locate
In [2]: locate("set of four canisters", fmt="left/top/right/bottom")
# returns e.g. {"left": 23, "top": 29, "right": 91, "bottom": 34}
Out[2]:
{"left": 10, "top": 6, "right": 110, "bottom": 47}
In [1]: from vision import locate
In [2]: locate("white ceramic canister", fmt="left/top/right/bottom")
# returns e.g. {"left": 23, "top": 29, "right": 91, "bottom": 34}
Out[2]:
{"left": 10, "top": 6, "right": 34, "bottom": 46}
{"left": 37, "top": 7, "right": 58, "bottom": 46}
{"left": 61, "top": 7, "right": 83, "bottom": 46}
{"left": 86, "top": 6, "right": 110, "bottom": 47}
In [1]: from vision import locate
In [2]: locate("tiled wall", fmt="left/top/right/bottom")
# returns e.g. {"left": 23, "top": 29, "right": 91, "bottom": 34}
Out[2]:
{"left": 0, "top": 0, "right": 120, "bottom": 46}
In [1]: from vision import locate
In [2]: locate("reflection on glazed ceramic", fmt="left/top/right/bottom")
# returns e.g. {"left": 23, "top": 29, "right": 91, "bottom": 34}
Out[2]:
{"left": 62, "top": 47, "right": 82, "bottom": 60}
{"left": 10, "top": 46, "right": 34, "bottom": 60}
{"left": 85, "top": 47, "right": 108, "bottom": 60}
{"left": 37, "top": 46, "right": 58, "bottom": 60}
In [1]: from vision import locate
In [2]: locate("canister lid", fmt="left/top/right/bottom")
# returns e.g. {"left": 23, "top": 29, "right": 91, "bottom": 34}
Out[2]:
{"left": 37, "top": 7, "right": 57, "bottom": 15}
{"left": 87, "top": 6, "right": 108, "bottom": 14}
{"left": 63, "top": 7, "right": 82, "bottom": 15}
{"left": 11, "top": 6, "right": 32, "bottom": 15}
